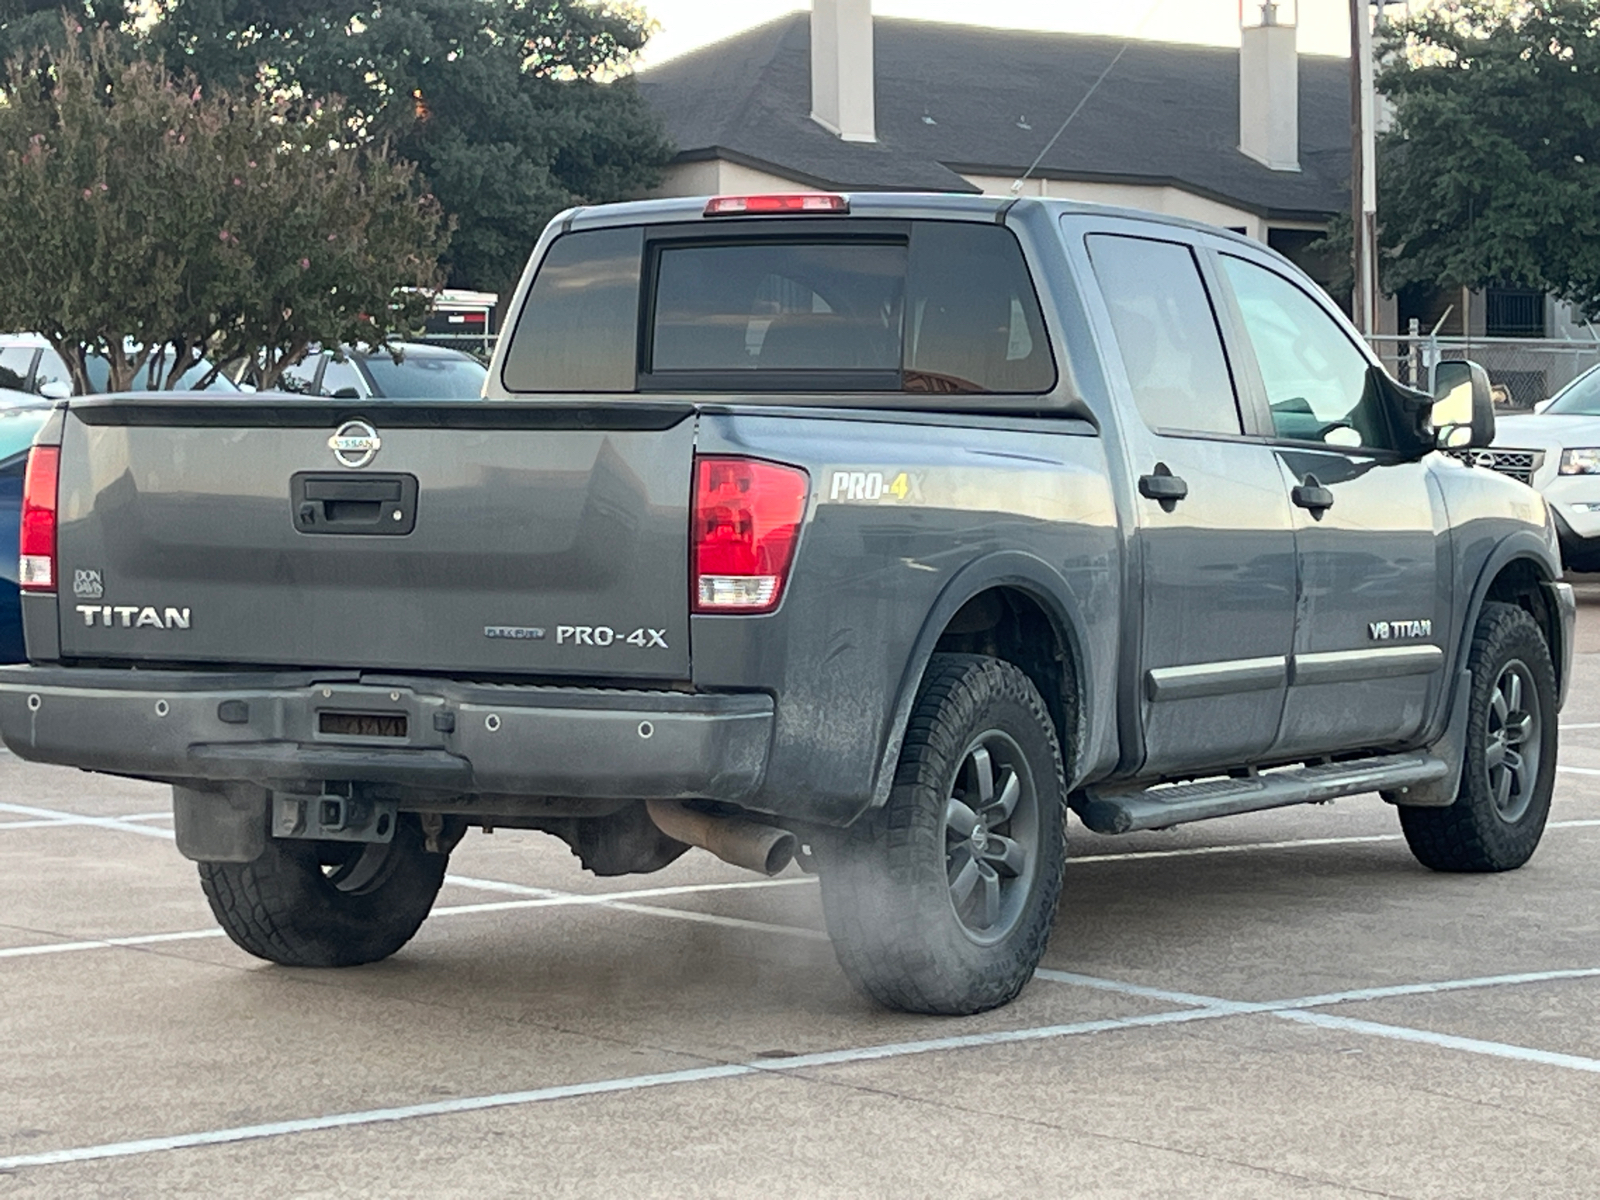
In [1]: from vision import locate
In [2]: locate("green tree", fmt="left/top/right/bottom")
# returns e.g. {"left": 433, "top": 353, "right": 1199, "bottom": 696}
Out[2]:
{"left": 1377, "top": 1, "right": 1600, "bottom": 312}
{"left": 0, "top": 0, "right": 130, "bottom": 79}
{"left": 149, "top": 0, "right": 675, "bottom": 296}
{"left": 0, "top": 27, "right": 449, "bottom": 392}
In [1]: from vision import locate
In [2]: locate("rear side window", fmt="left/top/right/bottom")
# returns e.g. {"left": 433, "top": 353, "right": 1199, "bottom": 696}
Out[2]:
{"left": 1086, "top": 234, "right": 1242, "bottom": 436}
{"left": 502, "top": 227, "right": 643, "bottom": 393}
{"left": 502, "top": 221, "right": 1055, "bottom": 395}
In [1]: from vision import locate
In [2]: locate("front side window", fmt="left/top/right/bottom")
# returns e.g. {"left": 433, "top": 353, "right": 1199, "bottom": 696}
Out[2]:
{"left": 318, "top": 357, "right": 367, "bottom": 398}
{"left": 1086, "top": 235, "right": 1241, "bottom": 435}
{"left": 33, "top": 350, "right": 71, "bottom": 396}
{"left": 276, "top": 354, "right": 322, "bottom": 394}
{"left": 1221, "top": 256, "right": 1390, "bottom": 449}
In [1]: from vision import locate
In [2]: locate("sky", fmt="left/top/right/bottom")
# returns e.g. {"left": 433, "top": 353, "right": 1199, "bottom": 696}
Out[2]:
{"left": 635, "top": 0, "right": 1362, "bottom": 69}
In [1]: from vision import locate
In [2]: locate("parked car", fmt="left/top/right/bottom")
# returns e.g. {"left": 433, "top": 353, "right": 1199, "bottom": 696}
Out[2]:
{"left": 271, "top": 343, "right": 486, "bottom": 399}
{"left": 0, "top": 333, "right": 240, "bottom": 397}
{"left": 1487, "top": 363, "right": 1600, "bottom": 572}
{"left": 0, "top": 401, "right": 51, "bottom": 662}
{"left": 0, "top": 195, "right": 1572, "bottom": 1016}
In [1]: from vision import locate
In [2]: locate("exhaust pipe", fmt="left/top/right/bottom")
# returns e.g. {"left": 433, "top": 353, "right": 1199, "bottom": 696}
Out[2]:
{"left": 646, "top": 800, "right": 797, "bottom": 876}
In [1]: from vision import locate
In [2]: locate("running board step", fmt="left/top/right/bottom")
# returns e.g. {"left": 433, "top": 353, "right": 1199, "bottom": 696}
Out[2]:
{"left": 1076, "top": 752, "right": 1449, "bottom": 835}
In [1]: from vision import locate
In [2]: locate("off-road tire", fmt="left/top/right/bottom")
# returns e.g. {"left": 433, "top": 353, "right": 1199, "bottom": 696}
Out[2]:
{"left": 199, "top": 814, "right": 450, "bottom": 967}
{"left": 1400, "top": 602, "right": 1558, "bottom": 872}
{"left": 819, "top": 654, "right": 1068, "bottom": 1015}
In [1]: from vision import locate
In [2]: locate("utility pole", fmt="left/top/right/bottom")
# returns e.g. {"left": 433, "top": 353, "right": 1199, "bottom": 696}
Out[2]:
{"left": 1349, "top": 0, "right": 1378, "bottom": 335}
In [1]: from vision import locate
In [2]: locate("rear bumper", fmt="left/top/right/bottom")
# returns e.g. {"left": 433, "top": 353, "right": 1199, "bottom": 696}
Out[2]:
{"left": 0, "top": 667, "right": 773, "bottom": 803}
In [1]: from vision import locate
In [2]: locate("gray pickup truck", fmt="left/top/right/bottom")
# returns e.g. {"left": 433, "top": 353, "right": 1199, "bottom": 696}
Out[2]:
{"left": 0, "top": 194, "right": 1575, "bottom": 1015}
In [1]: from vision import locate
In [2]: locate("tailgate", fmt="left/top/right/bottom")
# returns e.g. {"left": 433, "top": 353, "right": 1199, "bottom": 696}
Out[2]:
{"left": 54, "top": 400, "right": 696, "bottom": 679}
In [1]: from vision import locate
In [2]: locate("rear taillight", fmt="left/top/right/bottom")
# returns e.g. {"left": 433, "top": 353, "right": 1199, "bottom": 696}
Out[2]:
{"left": 692, "top": 457, "right": 809, "bottom": 613}
{"left": 19, "top": 445, "right": 59, "bottom": 592}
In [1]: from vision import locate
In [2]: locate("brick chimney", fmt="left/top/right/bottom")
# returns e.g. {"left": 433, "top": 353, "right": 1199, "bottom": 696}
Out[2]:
{"left": 1239, "top": 2, "right": 1300, "bottom": 172}
{"left": 811, "top": 0, "right": 876, "bottom": 143}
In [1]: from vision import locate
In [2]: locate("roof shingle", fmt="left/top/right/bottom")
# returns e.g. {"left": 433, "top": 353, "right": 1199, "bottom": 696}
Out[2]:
{"left": 640, "top": 15, "right": 1352, "bottom": 219}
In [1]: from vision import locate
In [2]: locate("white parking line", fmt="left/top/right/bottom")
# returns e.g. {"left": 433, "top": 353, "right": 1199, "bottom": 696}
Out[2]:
{"left": 1561, "top": 723, "right": 1600, "bottom": 731}
{"left": 1277, "top": 1009, "right": 1600, "bottom": 1072}
{"left": 0, "top": 929, "right": 226, "bottom": 959}
{"left": 1558, "top": 765, "right": 1600, "bottom": 777}
{"left": 0, "top": 802, "right": 174, "bottom": 840}
{"left": 0, "top": 878, "right": 820, "bottom": 962}
{"left": 442, "top": 874, "right": 828, "bottom": 940}
{"left": 1036, "top": 967, "right": 1600, "bottom": 1073}
{"left": 0, "top": 1004, "right": 1235, "bottom": 1172}
{"left": 7, "top": 962, "right": 1600, "bottom": 1173}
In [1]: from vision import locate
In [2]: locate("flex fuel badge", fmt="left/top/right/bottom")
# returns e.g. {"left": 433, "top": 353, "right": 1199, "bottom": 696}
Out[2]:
{"left": 828, "top": 470, "right": 924, "bottom": 503}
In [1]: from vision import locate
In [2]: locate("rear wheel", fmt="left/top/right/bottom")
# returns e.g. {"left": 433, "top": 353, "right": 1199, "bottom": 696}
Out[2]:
{"left": 820, "top": 654, "right": 1067, "bottom": 1015}
{"left": 1400, "top": 602, "right": 1557, "bottom": 872}
{"left": 199, "top": 814, "right": 450, "bottom": 967}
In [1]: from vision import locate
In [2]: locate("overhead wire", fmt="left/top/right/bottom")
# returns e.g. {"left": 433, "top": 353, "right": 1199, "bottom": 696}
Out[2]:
{"left": 1010, "top": 0, "right": 1194, "bottom": 195}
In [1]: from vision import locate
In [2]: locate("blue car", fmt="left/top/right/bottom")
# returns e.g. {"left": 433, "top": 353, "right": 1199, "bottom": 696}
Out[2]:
{"left": 0, "top": 402, "right": 50, "bottom": 663}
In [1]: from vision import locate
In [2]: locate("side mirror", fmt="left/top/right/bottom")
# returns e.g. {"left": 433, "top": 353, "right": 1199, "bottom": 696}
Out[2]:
{"left": 1432, "top": 360, "right": 1495, "bottom": 450}
{"left": 1533, "top": 398, "right": 1554, "bottom": 415}
{"left": 37, "top": 380, "right": 71, "bottom": 401}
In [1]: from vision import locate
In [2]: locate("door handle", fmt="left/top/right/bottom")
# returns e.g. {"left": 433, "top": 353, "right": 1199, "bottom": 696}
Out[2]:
{"left": 1138, "top": 464, "right": 1189, "bottom": 512}
{"left": 1291, "top": 474, "right": 1335, "bottom": 518}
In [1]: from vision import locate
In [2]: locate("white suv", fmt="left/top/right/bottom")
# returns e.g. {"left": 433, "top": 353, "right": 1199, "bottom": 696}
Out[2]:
{"left": 1491, "top": 364, "right": 1600, "bottom": 572}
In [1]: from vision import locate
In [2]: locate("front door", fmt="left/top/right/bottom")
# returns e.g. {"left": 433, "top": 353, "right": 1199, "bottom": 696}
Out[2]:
{"left": 1082, "top": 230, "right": 1299, "bottom": 778}
{"left": 1216, "top": 253, "right": 1445, "bottom": 757}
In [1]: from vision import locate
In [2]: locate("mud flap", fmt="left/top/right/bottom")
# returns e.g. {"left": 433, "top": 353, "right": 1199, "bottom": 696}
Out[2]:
{"left": 172, "top": 783, "right": 270, "bottom": 862}
{"left": 1385, "top": 669, "right": 1472, "bottom": 808}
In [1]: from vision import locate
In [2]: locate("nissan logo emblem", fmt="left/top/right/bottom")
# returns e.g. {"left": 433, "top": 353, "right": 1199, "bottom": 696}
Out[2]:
{"left": 328, "top": 420, "right": 381, "bottom": 469}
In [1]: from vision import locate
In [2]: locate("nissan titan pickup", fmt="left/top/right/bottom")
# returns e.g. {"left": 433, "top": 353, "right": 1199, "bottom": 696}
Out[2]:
{"left": 0, "top": 193, "right": 1575, "bottom": 1015}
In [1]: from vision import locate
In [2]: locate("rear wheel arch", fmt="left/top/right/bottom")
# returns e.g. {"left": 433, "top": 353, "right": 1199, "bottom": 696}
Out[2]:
{"left": 871, "top": 557, "right": 1090, "bottom": 809}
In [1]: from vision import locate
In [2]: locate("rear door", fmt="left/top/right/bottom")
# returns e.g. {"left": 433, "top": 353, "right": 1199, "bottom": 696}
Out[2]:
{"left": 1077, "top": 224, "right": 1298, "bottom": 777}
{"left": 54, "top": 399, "right": 697, "bottom": 680}
{"left": 1213, "top": 250, "right": 1445, "bottom": 756}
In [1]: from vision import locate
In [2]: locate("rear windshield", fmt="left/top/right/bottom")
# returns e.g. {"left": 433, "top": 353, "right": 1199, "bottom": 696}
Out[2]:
{"left": 362, "top": 351, "right": 487, "bottom": 399}
{"left": 502, "top": 221, "right": 1055, "bottom": 395}
{"left": 1546, "top": 367, "right": 1600, "bottom": 416}
{"left": 82, "top": 352, "right": 239, "bottom": 393}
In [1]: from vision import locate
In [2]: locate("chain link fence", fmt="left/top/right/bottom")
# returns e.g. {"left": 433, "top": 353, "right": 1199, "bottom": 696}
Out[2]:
{"left": 1369, "top": 333, "right": 1600, "bottom": 411}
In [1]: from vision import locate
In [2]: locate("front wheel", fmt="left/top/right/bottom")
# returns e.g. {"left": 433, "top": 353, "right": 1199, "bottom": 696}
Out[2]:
{"left": 1400, "top": 602, "right": 1558, "bottom": 872}
{"left": 819, "top": 654, "right": 1068, "bottom": 1015}
{"left": 199, "top": 814, "right": 451, "bottom": 967}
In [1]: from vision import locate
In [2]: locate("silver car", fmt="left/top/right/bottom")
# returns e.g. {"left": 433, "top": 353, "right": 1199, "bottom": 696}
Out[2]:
{"left": 1491, "top": 365, "right": 1600, "bottom": 572}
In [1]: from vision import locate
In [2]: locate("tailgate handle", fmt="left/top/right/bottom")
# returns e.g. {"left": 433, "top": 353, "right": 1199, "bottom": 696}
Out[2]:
{"left": 292, "top": 472, "right": 418, "bottom": 536}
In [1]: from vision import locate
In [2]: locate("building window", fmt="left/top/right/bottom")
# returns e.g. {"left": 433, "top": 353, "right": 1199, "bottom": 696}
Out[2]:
{"left": 1485, "top": 288, "right": 1546, "bottom": 338}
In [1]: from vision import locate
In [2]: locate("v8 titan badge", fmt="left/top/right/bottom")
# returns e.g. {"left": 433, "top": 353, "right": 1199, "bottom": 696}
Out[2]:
{"left": 328, "top": 420, "right": 381, "bottom": 469}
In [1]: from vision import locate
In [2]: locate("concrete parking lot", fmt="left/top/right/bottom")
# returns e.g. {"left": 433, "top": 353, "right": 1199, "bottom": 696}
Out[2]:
{"left": 2, "top": 585, "right": 1599, "bottom": 1197}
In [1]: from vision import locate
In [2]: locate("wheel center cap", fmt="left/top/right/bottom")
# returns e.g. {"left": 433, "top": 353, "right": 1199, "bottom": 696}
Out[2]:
{"left": 971, "top": 826, "right": 988, "bottom": 853}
